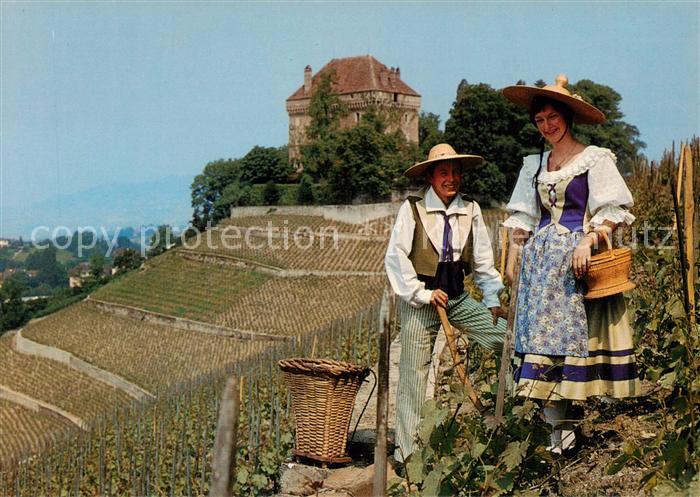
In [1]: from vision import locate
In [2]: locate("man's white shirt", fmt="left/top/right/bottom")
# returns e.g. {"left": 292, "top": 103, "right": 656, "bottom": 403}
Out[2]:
{"left": 384, "top": 186, "right": 504, "bottom": 309}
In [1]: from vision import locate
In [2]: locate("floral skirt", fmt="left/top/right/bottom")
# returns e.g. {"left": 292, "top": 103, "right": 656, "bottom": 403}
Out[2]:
{"left": 512, "top": 226, "right": 640, "bottom": 401}
{"left": 514, "top": 225, "right": 588, "bottom": 357}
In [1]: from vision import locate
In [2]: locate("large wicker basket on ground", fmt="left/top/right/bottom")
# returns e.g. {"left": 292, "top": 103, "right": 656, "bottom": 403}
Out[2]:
{"left": 584, "top": 231, "right": 635, "bottom": 299}
{"left": 279, "top": 358, "right": 370, "bottom": 464}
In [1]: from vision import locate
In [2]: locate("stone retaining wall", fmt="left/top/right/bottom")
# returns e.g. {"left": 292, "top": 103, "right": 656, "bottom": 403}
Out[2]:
{"left": 0, "top": 384, "right": 88, "bottom": 430}
{"left": 178, "top": 250, "right": 384, "bottom": 278}
{"left": 14, "top": 329, "right": 154, "bottom": 400}
{"left": 86, "top": 297, "right": 290, "bottom": 342}
{"left": 230, "top": 202, "right": 400, "bottom": 225}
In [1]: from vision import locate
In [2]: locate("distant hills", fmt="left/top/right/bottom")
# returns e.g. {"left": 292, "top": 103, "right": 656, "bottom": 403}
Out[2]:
{"left": 1, "top": 175, "right": 193, "bottom": 240}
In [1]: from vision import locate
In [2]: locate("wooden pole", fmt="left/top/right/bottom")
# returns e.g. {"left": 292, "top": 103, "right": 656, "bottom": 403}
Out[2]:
{"left": 436, "top": 305, "right": 485, "bottom": 412}
{"left": 683, "top": 144, "right": 696, "bottom": 326}
{"left": 495, "top": 247, "right": 522, "bottom": 423}
{"left": 373, "top": 289, "right": 391, "bottom": 497}
{"left": 210, "top": 375, "right": 240, "bottom": 497}
{"left": 499, "top": 227, "right": 508, "bottom": 277}
{"left": 670, "top": 177, "right": 691, "bottom": 319}
{"left": 676, "top": 145, "right": 685, "bottom": 206}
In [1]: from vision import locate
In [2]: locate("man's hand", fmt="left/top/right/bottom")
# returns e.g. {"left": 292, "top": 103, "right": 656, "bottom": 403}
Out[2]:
{"left": 430, "top": 289, "right": 448, "bottom": 309}
{"left": 490, "top": 306, "right": 508, "bottom": 325}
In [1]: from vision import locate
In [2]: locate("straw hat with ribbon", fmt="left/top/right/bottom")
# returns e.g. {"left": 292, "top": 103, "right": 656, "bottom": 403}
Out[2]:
{"left": 404, "top": 143, "right": 483, "bottom": 178}
{"left": 502, "top": 74, "right": 605, "bottom": 125}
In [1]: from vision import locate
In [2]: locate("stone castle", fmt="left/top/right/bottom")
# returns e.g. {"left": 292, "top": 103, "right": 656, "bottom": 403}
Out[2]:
{"left": 286, "top": 55, "right": 421, "bottom": 162}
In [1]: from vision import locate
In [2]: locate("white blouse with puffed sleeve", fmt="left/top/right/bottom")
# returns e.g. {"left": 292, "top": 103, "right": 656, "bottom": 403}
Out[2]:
{"left": 502, "top": 145, "right": 635, "bottom": 232}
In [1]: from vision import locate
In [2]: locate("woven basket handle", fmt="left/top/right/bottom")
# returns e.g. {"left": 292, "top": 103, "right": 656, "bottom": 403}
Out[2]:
{"left": 597, "top": 229, "right": 613, "bottom": 257}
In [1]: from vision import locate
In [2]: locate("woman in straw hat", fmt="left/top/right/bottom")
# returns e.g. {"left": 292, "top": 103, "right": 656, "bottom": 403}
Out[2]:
{"left": 385, "top": 143, "right": 507, "bottom": 464}
{"left": 501, "top": 75, "right": 641, "bottom": 454}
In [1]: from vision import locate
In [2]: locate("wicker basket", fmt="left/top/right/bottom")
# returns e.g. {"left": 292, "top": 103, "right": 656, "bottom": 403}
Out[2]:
{"left": 279, "top": 358, "right": 370, "bottom": 464}
{"left": 584, "top": 231, "right": 635, "bottom": 299}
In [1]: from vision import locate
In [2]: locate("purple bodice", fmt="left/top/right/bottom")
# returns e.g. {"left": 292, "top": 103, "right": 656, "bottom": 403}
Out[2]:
{"left": 537, "top": 172, "right": 589, "bottom": 233}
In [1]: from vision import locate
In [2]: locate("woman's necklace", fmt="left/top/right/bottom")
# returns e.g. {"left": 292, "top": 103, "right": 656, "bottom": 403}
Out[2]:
{"left": 548, "top": 143, "right": 581, "bottom": 171}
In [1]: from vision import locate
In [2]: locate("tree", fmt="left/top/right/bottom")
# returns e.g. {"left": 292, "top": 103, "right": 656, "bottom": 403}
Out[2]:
{"left": 443, "top": 77, "right": 644, "bottom": 204}
{"left": 296, "top": 174, "right": 314, "bottom": 205}
{"left": 300, "top": 70, "right": 348, "bottom": 180}
{"left": 569, "top": 79, "right": 645, "bottom": 172}
{"left": 262, "top": 180, "right": 280, "bottom": 205}
{"left": 418, "top": 112, "right": 445, "bottom": 157}
{"left": 89, "top": 252, "right": 106, "bottom": 280}
{"left": 113, "top": 248, "right": 143, "bottom": 274}
{"left": 25, "top": 245, "right": 67, "bottom": 288}
{"left": 324, "top": 107, "right": 419, "bottom": 203}
{"left": 146, "top": 225, "right": 177, "bottom": 258}
{"left": 190, "top": 159, "right": 242, "bottom": 229}
{"left": 240, "top": 146, "right": 291, "bottom": 184}
{"left": 0, "top": 276, "right": 28, "bottom": 332}
{"left": 445, "top": 80, "right": 536, "bottom": 204}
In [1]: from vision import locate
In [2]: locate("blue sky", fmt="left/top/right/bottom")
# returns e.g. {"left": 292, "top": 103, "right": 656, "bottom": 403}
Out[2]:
{"left": 1, "top": 1, "right": 698, "bottom": 233}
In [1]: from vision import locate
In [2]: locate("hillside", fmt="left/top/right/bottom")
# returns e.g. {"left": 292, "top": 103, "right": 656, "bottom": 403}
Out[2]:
{"left": 0, "top": 209, "right": 402, "bottom": 470}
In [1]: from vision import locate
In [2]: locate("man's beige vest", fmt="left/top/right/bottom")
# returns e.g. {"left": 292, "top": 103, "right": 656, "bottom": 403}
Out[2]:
{"left": 406, "top": 189, "right": 475, "bottom": 279}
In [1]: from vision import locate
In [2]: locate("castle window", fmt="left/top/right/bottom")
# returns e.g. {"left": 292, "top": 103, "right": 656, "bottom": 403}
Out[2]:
{"left": 393, "top": 93, "right": 398, "bottom": 102}
{"left": 355, "top": 112, "right": 360, "bottom": 123}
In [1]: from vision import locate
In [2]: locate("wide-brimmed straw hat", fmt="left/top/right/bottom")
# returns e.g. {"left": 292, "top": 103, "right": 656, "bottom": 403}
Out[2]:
{"left": 501, "top": 74, "right": 605, "bottom": 125}
{"left": 404, "top": 143, "right": 483, "bottom": 178}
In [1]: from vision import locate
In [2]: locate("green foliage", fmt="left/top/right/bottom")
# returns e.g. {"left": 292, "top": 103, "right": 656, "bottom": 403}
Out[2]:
{"left": 240, "top": 146, "right": 292, "bottom": 185}
{"left": 569, "top": 79, "right": 646, "bottom": 173}
{"left": 146, "top": 225, "right": 179, "bottom": 258}
{"left": 0, "top": 276, "right": 29, "bottom": 332}
{"left": 444, "top": 80, "right": 537, "bottom": 203}
{"left": 89, "top": 252, "right": 106, "bottom": 279}
{"left": 112, "top": 248, "right": 144, "bottom": 275}
{"left": 296, "top": 174, "right": 314, "bottom": 205}
{"left": 303, "top": 106, "right": 418, "bottom": 203}
{"left": 24, "top": 245, "right": 68, "bottom": 287}
{"left": 300, "top": 70, "right": 347, "bottom": 181}
{"left": 606, "top": 141, "right": 699, "bottom": 494}
{"left": 418, "top": 112, "right": 445, "bottom": 157}
{"left": 444, "top": 78, "right": 645, "bottom": 204}
{"left": 390, "top": 388, "right": 553, "bottom": 496}
{"left": 262, "top": 180, "right": 281, "bottom": 205}
{"left": 191, "top": 158, "right": 243, "bottom": 229}
{"left": 614, "top": 246, "right": 700, "bottom": 493}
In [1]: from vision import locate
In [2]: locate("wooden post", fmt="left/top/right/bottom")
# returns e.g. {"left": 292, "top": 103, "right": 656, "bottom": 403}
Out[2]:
{"left": 373, "top": 289, "right": 391, "bottom": 497}
{"left": 499, "top": 227, "right": 508, "bottom": 277}
{"left": 683, "top": 144, "right": 696, "bottom": 326}
{"left": 495, "top": 247, "right": 521, "bottom": 423}
{"left": 436, "top": 305, "right": 485, "bottom": 412}
{"left": 676, "top": 145, "right": 685, "bottom": 206}
{"left": 209, "top": 375, "right": 240, "bottom": 497}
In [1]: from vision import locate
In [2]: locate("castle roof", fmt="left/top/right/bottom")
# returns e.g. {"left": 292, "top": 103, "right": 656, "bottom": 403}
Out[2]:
{"left": 287, "top": 55, "right": 420, "bottom": 101}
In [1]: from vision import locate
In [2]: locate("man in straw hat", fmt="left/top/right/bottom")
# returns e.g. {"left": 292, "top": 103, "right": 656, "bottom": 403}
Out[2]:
{"left": 385, "top": 143, "right": 507, "bottom": 464}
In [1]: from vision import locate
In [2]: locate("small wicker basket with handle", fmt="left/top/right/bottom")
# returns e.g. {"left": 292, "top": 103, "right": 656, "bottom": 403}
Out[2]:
{"left": 278, "top": 358, "right": 370, "bottom": 464}
{"left": 584, "top": 230, "right": 635, "bottom": 299}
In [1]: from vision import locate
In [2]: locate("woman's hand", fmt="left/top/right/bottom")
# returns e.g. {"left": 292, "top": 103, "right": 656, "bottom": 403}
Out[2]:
{"left": 505, "top": 244, "right": 520, "bottom": 285}
{"left": 572, "top": 236, "right": 594, "bottom": 278}
{"left": 430, "top": 289, "right": 448, "bottom": 309}
{"left": 505, "top": 230, "right": 527, "bottom": 285}
{"left": 512, "top": 228, "right": 530, "bottom": 246}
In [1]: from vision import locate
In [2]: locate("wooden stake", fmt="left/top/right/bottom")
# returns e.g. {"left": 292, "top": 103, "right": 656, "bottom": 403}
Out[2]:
{"left": 373, "top": 289, "right": 391, "bottom": 497}
{"left": 499, "top": 227, "right": 508, "bottom": 277}
{"left": 436, "top": 305, "right": 485, "bottom": 412}
{"left": 676, "top": 144, "right": 685, "bottom": 207}
{"left": 683, "top": 144, "right": 696, "bottom": 326}
{"left": 495, "top": 247, "right": 522, "bottom": 423}
{"left": 210, "top": 375, "right": 240, "bottom": 497}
